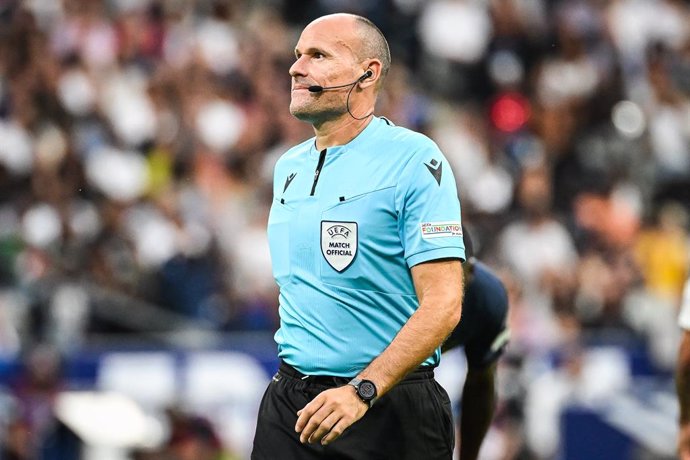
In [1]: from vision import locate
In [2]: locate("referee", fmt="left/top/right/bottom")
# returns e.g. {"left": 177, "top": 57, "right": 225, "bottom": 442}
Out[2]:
{"left": 252, "top": 13, "right": 465, "bottom": 460}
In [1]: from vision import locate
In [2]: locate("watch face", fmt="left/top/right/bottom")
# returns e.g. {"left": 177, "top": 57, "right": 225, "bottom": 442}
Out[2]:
{"left": 358, "top": 380, "right": 377, "bottom": 400}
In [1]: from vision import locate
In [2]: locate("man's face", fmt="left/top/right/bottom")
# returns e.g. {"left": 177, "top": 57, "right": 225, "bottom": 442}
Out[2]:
{"left": 289, "top": 17, "right": 361, "bottom": 123}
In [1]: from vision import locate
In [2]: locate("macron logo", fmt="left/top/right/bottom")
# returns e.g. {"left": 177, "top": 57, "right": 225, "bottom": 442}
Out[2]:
{"left": 283, "top": 173, "right": 297, "bottom": 192}
{"left": 424, "top": 159, "right": 442, "bottom": 185}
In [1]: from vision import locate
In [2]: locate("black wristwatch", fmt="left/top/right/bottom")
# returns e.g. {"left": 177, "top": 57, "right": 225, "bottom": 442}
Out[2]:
{"left": 348, "top": 378, "right": 378, "bottom": 407}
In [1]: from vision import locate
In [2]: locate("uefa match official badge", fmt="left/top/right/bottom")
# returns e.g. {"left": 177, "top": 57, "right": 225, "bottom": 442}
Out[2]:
{"left": 321, "top": 221, "right": 358, "bottom": 272}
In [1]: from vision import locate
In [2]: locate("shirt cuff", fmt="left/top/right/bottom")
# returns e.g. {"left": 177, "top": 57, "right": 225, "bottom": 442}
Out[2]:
{"left": 406, "top": 247, "right": 465, "bottom": 267}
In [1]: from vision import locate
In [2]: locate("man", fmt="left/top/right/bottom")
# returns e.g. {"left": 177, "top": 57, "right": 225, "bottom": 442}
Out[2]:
{"left": 678, "top": 277, "right": 690, "bottom": 460}
{"left": 442, "top": 229, "right": 510, "bottom": 460}
{"left": 252, "top": 13, "right": 465, "bottom": 460}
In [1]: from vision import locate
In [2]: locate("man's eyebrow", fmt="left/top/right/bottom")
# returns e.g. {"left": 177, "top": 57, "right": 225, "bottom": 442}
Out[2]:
{"left": 294, "top": 46, "right": 329, "bottom": 57}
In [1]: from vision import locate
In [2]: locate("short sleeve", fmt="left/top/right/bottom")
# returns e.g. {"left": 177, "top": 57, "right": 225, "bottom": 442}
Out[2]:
{"left": 450, "top": 263, "right": 510, "bottom": 369}
{"left": 395, "top": 139, "right": 465, "bottom": 267}
{"left": 464, "top": 288, "right": 510, "bottom": 369}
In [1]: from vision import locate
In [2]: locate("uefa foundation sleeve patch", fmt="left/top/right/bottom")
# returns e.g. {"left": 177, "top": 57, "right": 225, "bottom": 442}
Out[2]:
{"left": 420, "top": 221, "right": 463, "bottom": 239}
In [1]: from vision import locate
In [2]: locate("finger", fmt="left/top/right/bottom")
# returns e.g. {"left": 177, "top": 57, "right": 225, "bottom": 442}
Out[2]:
{"left": 295, "top": 398, "right": 324, "bottom": 432}
{"left": 321, "top": 418, "right": 351, "bottom": 446}
{"left": 299, "top": 406, "right": 331, "bottom": 443}
{"left": 307, "top": 412, "right": 342, "bottom": 444}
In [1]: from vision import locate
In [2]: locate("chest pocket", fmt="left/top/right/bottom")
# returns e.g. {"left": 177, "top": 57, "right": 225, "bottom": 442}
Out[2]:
{"left": 267, "top": 199, "right": 294, "bottom": 286}
{"left": 319, "top": 187, "right": 399, "bottom": 291}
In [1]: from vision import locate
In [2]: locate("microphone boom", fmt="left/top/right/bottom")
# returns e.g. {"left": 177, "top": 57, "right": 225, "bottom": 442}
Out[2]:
{"left": 308, "top": 70, "right": 372, "bottom": 93}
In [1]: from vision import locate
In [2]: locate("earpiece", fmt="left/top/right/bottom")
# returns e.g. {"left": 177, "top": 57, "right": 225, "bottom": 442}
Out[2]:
{"left": 359, "top": 70, "right": 373, "bottom": 82}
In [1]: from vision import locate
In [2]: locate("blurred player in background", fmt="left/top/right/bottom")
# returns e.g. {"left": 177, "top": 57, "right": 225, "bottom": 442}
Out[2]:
{"left": 443, "top": 228, "right": 510, "bottom": 460}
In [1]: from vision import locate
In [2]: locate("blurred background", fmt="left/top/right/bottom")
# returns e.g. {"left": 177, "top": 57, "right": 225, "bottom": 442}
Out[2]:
{"left": 0, "top": 0, "right": 688, "bottom": 458}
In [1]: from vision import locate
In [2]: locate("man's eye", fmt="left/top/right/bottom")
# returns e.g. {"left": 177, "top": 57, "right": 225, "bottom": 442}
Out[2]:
{"left": 314, "top": 52, "right": 324, "bottom": 59}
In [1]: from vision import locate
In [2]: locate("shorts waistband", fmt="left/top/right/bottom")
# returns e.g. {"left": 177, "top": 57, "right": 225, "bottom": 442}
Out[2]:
{"left": 278, "top": 360, "right": 434, "bottom": 386}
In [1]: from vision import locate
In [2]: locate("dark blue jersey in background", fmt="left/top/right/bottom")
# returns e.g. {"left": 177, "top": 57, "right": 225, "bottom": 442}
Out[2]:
{"left": 443, "top": 260, "right": 510, "bottom": 369}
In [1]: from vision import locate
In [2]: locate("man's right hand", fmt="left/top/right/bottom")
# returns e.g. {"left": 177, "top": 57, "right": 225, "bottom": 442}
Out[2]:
{"left": 295, "top": 384, "right": 369, "bottom": 446}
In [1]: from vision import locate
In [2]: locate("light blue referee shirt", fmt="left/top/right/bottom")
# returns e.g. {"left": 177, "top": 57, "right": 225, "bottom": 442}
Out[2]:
{"left": 268, "top": 116, "right": 465, "bottom": 376}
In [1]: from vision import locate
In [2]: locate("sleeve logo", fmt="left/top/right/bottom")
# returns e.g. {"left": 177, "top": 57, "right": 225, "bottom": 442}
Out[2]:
{"left": 424, "top": 159, "right": 442, "bottom": 185}
{"left": 421, "top": 221, "right": 462, "bottom": 239}
{"left": 283, "top": 172, "right": 297, "bottom": 192}
{"left": 321, "top": 221, "right": 358, "bottom": 272}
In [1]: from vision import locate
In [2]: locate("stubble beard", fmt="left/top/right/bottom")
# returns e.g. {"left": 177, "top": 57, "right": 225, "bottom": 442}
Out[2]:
{"left": 290, "top": 96, "right": 347, "bottom": 124}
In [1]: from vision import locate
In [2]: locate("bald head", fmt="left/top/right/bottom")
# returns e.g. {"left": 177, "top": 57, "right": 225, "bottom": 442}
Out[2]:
{"left": 309, "top": 14, "right": 391, "bottom": 88}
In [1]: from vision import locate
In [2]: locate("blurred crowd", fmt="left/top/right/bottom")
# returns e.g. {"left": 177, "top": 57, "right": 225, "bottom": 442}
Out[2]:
{"left": 0, "top": 0, "right": 689, "bottom": 458}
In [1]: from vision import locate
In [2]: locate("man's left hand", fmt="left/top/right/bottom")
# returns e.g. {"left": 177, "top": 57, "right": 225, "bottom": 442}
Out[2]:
{"left": 295, "top": 385, "right": 368, "bottom": 445}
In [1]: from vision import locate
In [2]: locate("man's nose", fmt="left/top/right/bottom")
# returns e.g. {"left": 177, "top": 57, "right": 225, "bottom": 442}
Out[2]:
{"left": 289, "top": 56, "right": 307, "bottom": 77}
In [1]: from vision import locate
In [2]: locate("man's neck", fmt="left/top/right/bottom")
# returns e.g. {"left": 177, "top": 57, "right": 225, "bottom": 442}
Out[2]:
{"left": 313, "top": 114, "right": 373, "bottom": 150}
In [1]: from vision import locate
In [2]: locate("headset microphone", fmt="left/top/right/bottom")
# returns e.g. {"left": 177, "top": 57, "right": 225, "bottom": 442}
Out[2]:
{"left": 308, "top": 70, "right": 373, "bottom": 93}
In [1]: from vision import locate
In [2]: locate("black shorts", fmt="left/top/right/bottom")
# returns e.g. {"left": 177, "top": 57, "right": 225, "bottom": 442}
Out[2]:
{"left": 251, "top": 361, "right": 454, "bottom": 460}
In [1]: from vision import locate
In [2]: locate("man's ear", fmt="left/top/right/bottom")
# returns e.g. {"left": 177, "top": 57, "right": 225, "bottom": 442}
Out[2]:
{"left": 358, "top": 60, "right": 382, "bottom": 89}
